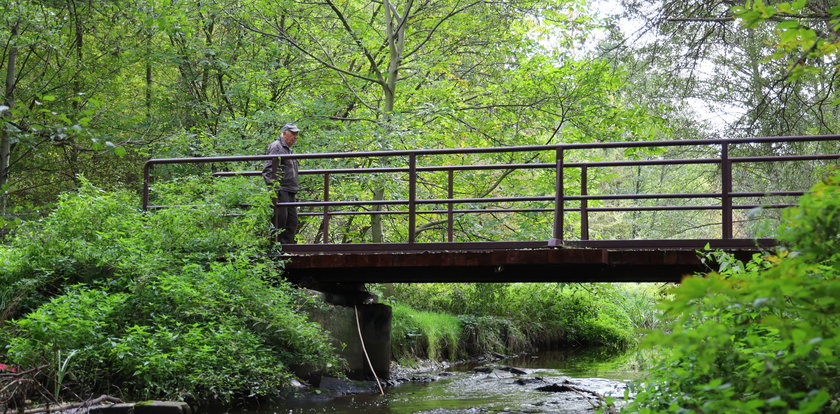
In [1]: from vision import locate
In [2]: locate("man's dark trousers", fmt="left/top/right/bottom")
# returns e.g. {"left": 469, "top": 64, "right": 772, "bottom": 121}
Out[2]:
{"left": 275, "top": 191, "right": 299, "bottom": 244}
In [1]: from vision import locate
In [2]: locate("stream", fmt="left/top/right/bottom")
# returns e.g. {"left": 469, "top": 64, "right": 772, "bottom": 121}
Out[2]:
{"left": 223, "top": 347, "right": 644, "bottom": 414}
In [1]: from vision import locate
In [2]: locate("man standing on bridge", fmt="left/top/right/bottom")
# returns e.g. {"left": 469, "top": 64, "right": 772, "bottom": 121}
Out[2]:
{"left": 262, "top": 122, "right": 300, "bottom": 244}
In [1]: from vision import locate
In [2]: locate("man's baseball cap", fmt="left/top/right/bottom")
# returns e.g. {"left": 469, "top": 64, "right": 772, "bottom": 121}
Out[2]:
{"left": 281, "top": 123, "right": 300, "bottom": 132}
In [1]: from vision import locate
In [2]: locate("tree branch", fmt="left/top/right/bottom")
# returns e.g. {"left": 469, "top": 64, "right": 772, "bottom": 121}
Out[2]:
{"left": 403, "top": 1, "right": 485, "bottom": 60}
{"left": 232, "top": 17, "right": 383, "bottom": 86}
{"left": 325, "top": 0, "right": 386, "bottom": 84}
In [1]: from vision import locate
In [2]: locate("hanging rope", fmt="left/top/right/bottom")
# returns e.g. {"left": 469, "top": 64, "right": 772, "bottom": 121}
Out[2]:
{"left": 354, "top": 304, "right": 385, "bottom": 395}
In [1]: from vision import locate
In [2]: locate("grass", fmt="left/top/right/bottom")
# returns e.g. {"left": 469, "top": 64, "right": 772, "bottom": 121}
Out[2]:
{"left": 390, "top": 303, "right": 462, "bottom": 361}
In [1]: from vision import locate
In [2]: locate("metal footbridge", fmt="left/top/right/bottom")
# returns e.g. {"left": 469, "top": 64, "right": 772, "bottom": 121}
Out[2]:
{"left": 143, "top": 135, "right": 839, "bottom": 283}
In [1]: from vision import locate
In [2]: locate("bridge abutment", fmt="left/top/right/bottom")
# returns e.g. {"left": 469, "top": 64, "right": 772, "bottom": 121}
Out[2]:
{"left": 303, "top": 288, "right": 392, "bottom": 382}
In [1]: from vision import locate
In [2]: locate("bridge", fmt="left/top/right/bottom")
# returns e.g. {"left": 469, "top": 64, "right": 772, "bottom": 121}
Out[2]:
{"left": 143, "top": 135, "right": 839, "bottom": 284}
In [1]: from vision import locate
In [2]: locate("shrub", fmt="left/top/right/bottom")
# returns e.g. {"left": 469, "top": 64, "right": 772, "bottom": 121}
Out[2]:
{"left": 0, "top": 178, "right": 339, "bottom": 405}
{"left": 458, "top": 314, "right": 529, "bottom": 356}
{"left": 626, "top": 173, "right": 840, "bottom": 413}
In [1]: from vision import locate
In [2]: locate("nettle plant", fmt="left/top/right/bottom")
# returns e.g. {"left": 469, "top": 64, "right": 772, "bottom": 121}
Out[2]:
{"left": 627, "top": 172, "right": 840, "bottom": 414}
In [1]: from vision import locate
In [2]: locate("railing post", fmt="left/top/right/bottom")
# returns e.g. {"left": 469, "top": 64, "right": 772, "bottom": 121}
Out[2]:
{"left": 322, "top": 173, "right": 330, "bottom": 244}
{"left": 142, "top": 162, "right": 151, "bottom": 210}
{"left": 721, "top": 142, "right": 733, "bottom": 239}
{"left": 550, "top": 148, "right": 565, "bottom": 246}
{"left": 447, "top": 169, "right": 454, "bottom": 243}
{"left": 581, "top": 165, "right": 589, "bottom": 241}
{"left": 408, "top": 153, "right": 417, "bottom": 243}
{"left": 271, "top": 157, "right": 280, "bottom": 243}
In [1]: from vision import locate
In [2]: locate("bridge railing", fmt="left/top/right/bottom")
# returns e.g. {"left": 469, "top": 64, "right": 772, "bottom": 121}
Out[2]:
{"left": 143, "top": 135, "right": 839, "bottom": 249}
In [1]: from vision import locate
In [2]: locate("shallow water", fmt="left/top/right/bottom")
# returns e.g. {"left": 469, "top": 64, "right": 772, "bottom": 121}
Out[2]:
{"left": 496, "top": 347, "right": 646, "bottom": 382}
{"left": 226, "top": 347, "right": 643, "bottom": 414}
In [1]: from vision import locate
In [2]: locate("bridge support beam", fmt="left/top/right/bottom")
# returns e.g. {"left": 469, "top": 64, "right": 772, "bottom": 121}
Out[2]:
{"left": 282, "top": 241, "right": 774, "bottom": 283}
{"left": 303, "top": 287, "right": 392, "bottom": 382}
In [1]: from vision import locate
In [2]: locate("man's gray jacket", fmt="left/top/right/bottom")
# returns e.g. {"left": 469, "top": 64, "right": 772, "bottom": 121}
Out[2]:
{"left": 262, "top": 138, "right": 299, "bottom": 193}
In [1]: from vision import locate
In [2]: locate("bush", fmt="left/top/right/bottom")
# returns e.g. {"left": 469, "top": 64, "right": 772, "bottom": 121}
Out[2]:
{"left": 458, "top": 314, "right": 529, "bottom": 356}
{"left": 626, "top": 173, "right": 840, "bottom": 413}
{"left": 0, "top": 178, "right": 339, "bottom": 405}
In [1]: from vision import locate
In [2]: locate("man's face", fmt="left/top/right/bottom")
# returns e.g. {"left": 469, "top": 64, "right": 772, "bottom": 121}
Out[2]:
{"left": 282, "top": 129, "right": 299, "bottom": 147}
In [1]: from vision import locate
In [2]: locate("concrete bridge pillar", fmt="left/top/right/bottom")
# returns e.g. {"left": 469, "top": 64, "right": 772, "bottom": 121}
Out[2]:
{"left": 303, "top": 286, "right": 392, "bottom": 381}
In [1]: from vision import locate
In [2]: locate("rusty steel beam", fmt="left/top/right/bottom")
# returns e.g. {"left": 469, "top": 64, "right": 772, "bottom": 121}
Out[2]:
{"left": 144, "top": 134, "right": 840, "bottom": 166}
{"left": 279, "top": 246, "right": 761, "bottom": 283}
{"left": 278, "top": 240, "right": 772, "bottom": 283}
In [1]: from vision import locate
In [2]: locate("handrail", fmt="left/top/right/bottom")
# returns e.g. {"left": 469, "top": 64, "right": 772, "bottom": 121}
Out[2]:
{"left": 142, "top": 135, "right": 840, "bottom": 246}
{"left": 209, "top": 154, "right": 838, "bottom": 177}
{"left": 144, "top": 134, "right": 840, "bottom": 164}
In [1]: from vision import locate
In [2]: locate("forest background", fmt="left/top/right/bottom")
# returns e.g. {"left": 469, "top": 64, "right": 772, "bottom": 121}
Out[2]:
{"left": 1, "top": 0, "right": 839, "bottom": 411}
{"left": 2, "top": 0, "right": 839, "bottom": 226}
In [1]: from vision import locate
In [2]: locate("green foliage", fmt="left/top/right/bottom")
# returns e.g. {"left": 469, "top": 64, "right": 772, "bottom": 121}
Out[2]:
{"left": 733, "top": 1, "right": 840, "bottom": 82}
{"left": 390, "top": 302, "right": 532, "bottom": 362}
{"left": 777, "top": 174, "right": 840, "bottom": 264}
{"left": 0, "top": 179, "right": 339, "bottom": 405}
{"left": 387, "top": 282, "right": 662, "bottom": 352}
{"left": 1, "top": 0, "right": 673, "bottom": 230}
{"left": 626, "top": 173, "right": 840, "bottom": 413}
{"left": 0, "top": 176, "right": 272, "bottom": 318}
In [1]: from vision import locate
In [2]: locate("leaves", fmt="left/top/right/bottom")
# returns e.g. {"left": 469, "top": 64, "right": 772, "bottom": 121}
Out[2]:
{"left": 734, "top": 0, "right": 840, "bottom": 78}
{"left": 626, "top": 175, "right": 840, "bottom": 413}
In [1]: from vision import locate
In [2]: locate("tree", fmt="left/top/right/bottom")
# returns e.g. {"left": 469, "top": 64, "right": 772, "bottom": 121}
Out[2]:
{"left": 229, "top": 0, "right": 673, "bottom": 243}
{"left": 0, "top": 0, "right": 143, "bottom": 222}
{"left": 613, "top": 0, "right": 840, "bottom": 137}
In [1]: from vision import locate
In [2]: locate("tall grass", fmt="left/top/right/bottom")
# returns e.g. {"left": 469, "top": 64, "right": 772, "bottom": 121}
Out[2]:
{"left": 390, "top": 303, "right": 461, "bottom": 362}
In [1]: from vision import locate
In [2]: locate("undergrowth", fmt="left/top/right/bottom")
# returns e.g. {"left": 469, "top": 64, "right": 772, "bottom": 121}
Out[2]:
{"left": 0, "top": 177, "right": 340, "bottom": 407}
{"left": 390, "top": 303, "right": 461, "bottom": 362}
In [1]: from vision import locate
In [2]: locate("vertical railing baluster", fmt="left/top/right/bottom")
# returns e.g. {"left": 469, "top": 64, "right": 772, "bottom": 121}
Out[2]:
{"left": 447, "top": 169, "right": 454, "bottom": 243}
{"left": 142, "top": 162, "right": 151, "bottom": 210}
{"left": 581, "top": 165, "right": 589, "bottom": 241}
{"left": 408, "top": 153, "right": 417, "bottom": 243}
{"left": 721, "top": 142, "right": 733, "bottom": 239}
{"left": 323, "top": 173, "right": 330, "bottom": 244}
{"left": 551, "top": 148, "right": 565, "bottom": 246}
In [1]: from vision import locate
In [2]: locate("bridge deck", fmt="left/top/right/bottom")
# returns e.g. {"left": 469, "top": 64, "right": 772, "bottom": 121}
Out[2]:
{"left": 280, "top": 239, "right": 772, "bottom": 283}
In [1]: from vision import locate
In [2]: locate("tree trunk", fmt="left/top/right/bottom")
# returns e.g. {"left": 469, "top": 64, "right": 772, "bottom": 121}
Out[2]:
{"left": 370, "top": 187, "right": 385, "bottom": 242}
{"left": 369, "top": 0, "right": 407, "bottom": 243}
{"left": 1, "top": 23, "right": 19, "bottom": 215}
{"left": 146, "top": 32, "right": 153, "bottom": 120}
